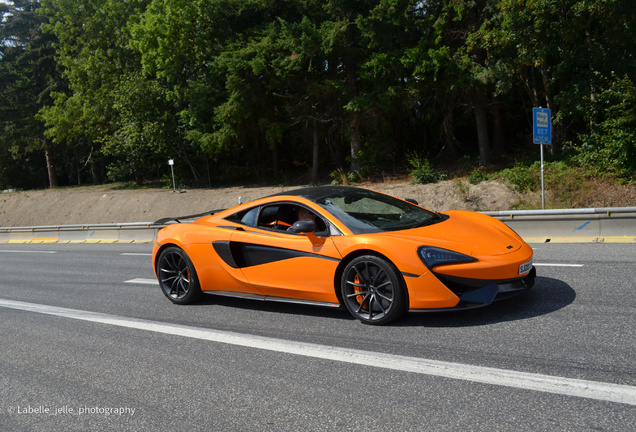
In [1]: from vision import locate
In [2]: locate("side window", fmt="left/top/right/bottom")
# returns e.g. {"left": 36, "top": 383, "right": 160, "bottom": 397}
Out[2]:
{"left": 297, "top": 207, "right": 328, "bottom": 235}
{"left": 224, "top": 207, "right": 259, "bottom": 227}
{"left": 257, "top": 205, "right": 296, "bottom": 230}
{"left": 257, "top": 205, "right": 281, "bottom": 228}
{"left": 230, "top": 202, "right": 333, "bottom": 236}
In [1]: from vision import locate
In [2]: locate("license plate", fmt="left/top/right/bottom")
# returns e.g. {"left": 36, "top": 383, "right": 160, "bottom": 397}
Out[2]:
{"left": 519, "top": 260, "right": 533, "bottom": 275}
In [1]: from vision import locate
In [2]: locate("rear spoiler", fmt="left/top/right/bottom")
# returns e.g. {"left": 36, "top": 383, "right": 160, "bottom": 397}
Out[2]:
{"left": 154, "top": 209, "right": 226, "bottom": 225}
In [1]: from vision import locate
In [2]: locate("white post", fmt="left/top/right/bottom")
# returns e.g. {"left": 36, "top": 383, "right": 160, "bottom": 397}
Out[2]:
{"left": 169, "top": 159, "right": 176, "bottom": 193}
{"left": 540, "top": 145, "right": 545, "bottom": 209}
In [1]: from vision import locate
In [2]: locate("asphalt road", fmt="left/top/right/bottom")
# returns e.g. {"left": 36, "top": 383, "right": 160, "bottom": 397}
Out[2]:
{"left": 1, "top": 242, "right": 635, "bottom": 431}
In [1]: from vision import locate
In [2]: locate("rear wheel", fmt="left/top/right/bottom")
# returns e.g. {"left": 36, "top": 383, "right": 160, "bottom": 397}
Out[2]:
{"left": 157, "top": 246, "right": 202, "bottom": 304}
{"left": 341, "top": 255, "right": 406, "bottom": 325}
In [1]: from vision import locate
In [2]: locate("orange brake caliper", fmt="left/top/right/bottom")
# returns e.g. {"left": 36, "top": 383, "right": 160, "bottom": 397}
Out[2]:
{"left": 353, "top": 275, "right": 368, "bottom": 310}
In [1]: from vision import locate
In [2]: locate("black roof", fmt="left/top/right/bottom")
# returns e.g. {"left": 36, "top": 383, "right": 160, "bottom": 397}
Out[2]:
{"left": 268, "top": 185, "right": 371, "bottom": 202}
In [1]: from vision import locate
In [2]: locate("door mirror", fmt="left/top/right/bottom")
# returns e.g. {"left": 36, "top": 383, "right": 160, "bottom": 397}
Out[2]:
{"left": 291, "top": 220, "right": 316, "bottom": 233}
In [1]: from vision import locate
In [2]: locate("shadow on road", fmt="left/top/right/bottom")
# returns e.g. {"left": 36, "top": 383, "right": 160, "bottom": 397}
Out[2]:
{"left": 190, "top": 276, "right": 575, "bottom": 327}
{"left": 398, "top": 276, "right": 575, "bottom": 327}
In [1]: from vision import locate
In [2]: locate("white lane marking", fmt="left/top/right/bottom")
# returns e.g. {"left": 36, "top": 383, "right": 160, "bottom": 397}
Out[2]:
{"left": 124, "top": 278, "right": 157, "bottom": 285}
{"left": 121, "top": 253, "right": 152, "bottom": 256}
{"left": 534, "top": 263, "right": 584, "bottom": 267}
{"left": 0, "top": 250, "right": 57, "bottom": 254}
{"left": 0, "top": 299, "right": 634, "bottom": 406}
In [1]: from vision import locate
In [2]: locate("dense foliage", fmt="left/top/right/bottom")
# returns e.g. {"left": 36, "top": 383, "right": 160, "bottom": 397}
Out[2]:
{"left": 1, "top": 0, "right": 635, "bottom": 190}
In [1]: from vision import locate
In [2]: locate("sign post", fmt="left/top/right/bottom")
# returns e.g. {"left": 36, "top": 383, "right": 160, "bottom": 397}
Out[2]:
{"left": 533, "top": 107, "right": 552, "bottom": 209}
{"left": 168, "top": 159, "right": 176, "bottom": 193}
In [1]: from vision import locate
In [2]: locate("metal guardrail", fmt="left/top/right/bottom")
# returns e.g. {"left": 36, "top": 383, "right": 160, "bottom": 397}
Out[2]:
{"left": 1, "top": 207, "right": 635, "bottom": 243}
{"left": 484, "top": 206, "right": 636, "bottom": 217}
{"left": 0, "top": 222, "right": 164, "bottom": 244}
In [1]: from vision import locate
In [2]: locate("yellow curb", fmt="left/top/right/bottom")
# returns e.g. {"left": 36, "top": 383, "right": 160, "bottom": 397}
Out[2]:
{"left": 545, "top": 236, "right": 600, "bottom": 243}
{"left": 32, "top": 237, "right": 59, "bottom": 243}
{"left": 523, "top": 236, "right": 636, "bottom": 243}
{"left": 522, "top": 237, "right": 549, "bottom": 243}
{"left": 598, "top": 236, "right": 636, "bottom": 243}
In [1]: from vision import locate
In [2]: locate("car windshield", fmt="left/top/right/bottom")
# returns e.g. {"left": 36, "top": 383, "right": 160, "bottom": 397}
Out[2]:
{"left": 314, "top": 189, "right": 442, "bottom": 234}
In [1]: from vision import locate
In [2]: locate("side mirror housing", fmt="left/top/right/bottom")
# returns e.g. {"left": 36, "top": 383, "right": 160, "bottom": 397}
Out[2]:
{"left": 292, "top": 220, "right": 316, "bottom": 233}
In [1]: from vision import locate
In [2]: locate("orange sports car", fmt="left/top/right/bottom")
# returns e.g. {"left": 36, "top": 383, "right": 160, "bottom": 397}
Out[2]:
{"left": 152, "top": 186, "right": 535, "bottom": 325}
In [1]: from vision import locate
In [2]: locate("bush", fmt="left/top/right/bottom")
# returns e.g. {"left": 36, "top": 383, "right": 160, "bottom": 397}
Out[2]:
{"left": 501, "top": 162, "right": 540, "bottom": 192}
{"left": 330, "top": 168, "right": 363, "bottom": 185}
{"left": 408, "top": 155, "right": 447, "bottom": 184}
{"left": 468, "top": 167, "right": 491, "bottom": 184}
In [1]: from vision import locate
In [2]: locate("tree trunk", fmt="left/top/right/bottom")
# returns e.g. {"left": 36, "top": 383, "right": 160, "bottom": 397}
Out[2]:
{"left": 74, "top": 147, "right": 81, "bottom": 186}
{"left": 267, "top": 106, "right": 280, "bottom": 178}
{"left": 492, "top": 99, "right": 505, "bottom": 158}
{"left": 345, "top": 20, "right": 362, "bottom": 173}
{"left": 522, "top": 66, "right": 540, "bottom": 108}
{"left": 442, "top": 93, "right": 458, "bottom": 156}
{"left": 586, "top": 14, "right": 597, "bottom": 132}
{"left": 393, "top": 108, "right": 402, "bottom": 164}
{"left": 272, "top": 138, "right": 279, "bottom": 177}
{"left": 44, "top": 141, "right": 58, "bottom": 189}
{"left": 474, "top": 84, "right": 491, "bottom": 167}
{"left": 312, "top": 119, "right": 319, "bottom": 183}
{"left": 349, "top": 115, "right": 362, "bottom": 173}
{"left": 90, "top": 160, "right": 101, "bottom": 185}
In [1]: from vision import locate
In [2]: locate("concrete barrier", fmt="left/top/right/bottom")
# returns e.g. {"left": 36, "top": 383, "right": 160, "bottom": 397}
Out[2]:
{"left": 483, "top": 207, "right": 636, "bottom": 243}
{"left": 0, "top": 207, "right": 635, "bottom": 244}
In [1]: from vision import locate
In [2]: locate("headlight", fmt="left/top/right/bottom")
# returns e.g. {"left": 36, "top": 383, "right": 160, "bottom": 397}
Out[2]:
{"left": 418, "top": 246, "right": 477, "bottom": 269}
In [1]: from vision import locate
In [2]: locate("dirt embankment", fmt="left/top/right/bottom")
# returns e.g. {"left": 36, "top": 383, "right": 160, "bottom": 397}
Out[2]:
{"left": 0, "top": 180, "right": 526, "bottom": 227}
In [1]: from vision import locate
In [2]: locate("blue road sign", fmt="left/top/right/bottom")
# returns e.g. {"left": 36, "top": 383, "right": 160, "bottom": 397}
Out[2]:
{"left": 533, "top": 107, "right": 551, "bottom": 145}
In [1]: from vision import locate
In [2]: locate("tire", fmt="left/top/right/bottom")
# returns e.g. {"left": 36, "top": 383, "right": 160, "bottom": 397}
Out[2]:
{"left": 341, "top": 255, "right": 406, "bottom": 325}
{"left": 157, "top": 246, "right": 202, "bottom": 304}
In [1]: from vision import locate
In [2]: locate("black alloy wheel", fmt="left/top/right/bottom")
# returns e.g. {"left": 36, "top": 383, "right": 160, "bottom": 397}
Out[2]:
{"left": 158, "top": 246, "right": 202, "bottom": 304}
{"left": 341, "top": 255, "right": 406, "bottom": 325}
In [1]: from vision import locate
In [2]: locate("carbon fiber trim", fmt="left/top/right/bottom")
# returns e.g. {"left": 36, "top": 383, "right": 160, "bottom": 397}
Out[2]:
{"left": 203, "top": 290, "right": 341, "bottom": 308}
{"left": 213, "top": 240, "right": 341, "bottom": 269}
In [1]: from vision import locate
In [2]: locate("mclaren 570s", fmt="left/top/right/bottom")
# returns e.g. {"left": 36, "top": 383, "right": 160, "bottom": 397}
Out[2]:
{"left": 153, "top": 186, "right": 535, "bottom": 325}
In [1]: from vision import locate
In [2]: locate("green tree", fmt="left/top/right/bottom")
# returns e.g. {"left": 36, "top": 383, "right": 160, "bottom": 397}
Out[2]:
{"left": 490, "top": 0, "right": 636, "bottom": 148}
{"left": 579, "top": 76, "right": 636, "bottom": 180}
{"left": 0, "top": 0, "right": 64, "bottom": 188}
{"left": 39, "top": 0, "right": 182, "bottom": 186}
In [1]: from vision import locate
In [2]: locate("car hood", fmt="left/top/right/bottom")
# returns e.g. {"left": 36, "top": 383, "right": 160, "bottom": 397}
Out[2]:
{"left": 384, "top": 211, "right": 523, "bottom": 257}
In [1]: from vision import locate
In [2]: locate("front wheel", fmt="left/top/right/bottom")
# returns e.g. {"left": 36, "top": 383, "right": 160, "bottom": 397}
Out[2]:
{"left": 157, "top": 246, "right": 202, "bottom": 304}
{"left": 341, "top": 255, "right": 406, "bottom": 325}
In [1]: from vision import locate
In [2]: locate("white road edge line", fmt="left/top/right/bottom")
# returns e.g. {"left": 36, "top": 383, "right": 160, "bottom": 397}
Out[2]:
{"left": 121, "top": 253, "right": 153, "bottom": 256}
{"left": 124, "top": 278, "right": 157, "bottom": 285}
{"left": 1, "top": 298, "right": 634, "bottom": 406}
{"left": 534, "top": 263, "right": 584, "bottom": 267}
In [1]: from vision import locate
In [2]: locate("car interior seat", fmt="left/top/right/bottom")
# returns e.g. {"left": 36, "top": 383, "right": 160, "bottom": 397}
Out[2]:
{"left": 275, "top": 206, "right": 297, "bottom": 230}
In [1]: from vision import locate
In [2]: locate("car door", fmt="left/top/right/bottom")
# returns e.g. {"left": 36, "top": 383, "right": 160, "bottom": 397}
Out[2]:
{"left": 225, "top": 203, "right": 343, "bottom": 304}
